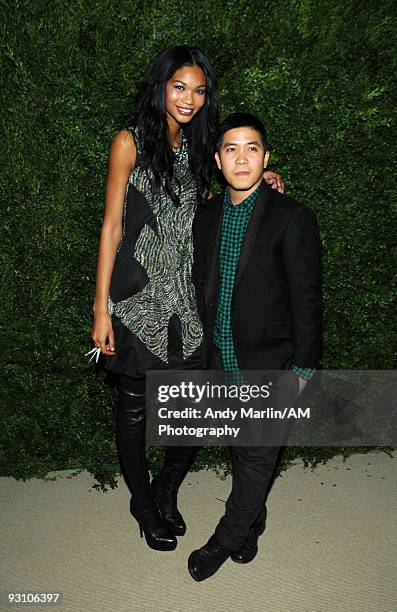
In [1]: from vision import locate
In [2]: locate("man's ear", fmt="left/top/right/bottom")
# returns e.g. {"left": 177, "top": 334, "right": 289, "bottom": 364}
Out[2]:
{"left": 214, "top": 151, "right": 222, "bottom": 170}
{"left": 263, "top": 150, "right": 270, "bottom": 169}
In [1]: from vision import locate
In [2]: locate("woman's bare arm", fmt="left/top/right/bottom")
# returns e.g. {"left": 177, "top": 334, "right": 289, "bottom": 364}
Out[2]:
{"left": 92, "top": 129, "right": 136, "bottom": 355}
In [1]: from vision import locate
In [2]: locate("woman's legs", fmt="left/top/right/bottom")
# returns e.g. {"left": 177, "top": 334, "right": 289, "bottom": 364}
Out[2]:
{"left": 116, "top": 376, "right": 151, "bottom": 515}
{"left": 116, "top": 375, "right": 176, "bottom": 550}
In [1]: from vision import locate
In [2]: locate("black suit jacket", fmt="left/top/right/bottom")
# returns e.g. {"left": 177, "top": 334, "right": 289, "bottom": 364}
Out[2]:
{"left": 192, "top": 182, "right": 323, "bottom": 370}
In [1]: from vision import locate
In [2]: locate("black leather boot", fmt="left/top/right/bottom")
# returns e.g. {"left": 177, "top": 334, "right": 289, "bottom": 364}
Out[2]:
{"left": 151, "top": 447, "right": 197, "bottom": 536}
{"left": 117, "top": 382, "right": 177, "bottom": 551}
{"left": 129, "top": 498, "right": 176, "bottom": 551}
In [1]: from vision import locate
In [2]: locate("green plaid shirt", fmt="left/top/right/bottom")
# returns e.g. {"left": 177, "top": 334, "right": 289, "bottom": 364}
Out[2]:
{"left": 213, "top": 183, "right": 260, "bottom": 372}
{"left": 213, "top": 181, "right": 315, "bottom": 380}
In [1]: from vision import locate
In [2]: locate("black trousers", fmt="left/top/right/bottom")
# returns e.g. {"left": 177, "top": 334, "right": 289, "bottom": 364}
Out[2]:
{"left": 211, "top": 346, "right": 298, "bottom": 551}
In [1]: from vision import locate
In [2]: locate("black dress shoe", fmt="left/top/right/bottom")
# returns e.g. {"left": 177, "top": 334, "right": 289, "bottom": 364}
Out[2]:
{"left": 151, "top": 472, "right": 186, "bottom": 536}
{"left": 188, "top": 535, "right": 231, "bottom": 581}
{"left": 230, "top": 509, "right": 267, "bottom": 564}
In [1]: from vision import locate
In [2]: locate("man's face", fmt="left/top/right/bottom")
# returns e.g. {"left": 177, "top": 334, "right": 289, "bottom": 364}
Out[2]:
{"left": 215, "top": 127, "right": 270, "bottom": 191}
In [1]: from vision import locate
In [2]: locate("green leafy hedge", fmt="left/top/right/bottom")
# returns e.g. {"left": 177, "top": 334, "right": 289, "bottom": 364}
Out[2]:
{"left": 1, "top": 0, "right": 395, "bottom": 485}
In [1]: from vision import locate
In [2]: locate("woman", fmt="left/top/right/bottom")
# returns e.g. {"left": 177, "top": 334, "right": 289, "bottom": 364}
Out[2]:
{"left": 91, "top": 45, "right": 283, "bottom": 551}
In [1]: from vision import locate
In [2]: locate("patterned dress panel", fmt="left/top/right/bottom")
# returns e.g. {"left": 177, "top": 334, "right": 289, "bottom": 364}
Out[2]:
{"left": 108, "top": 129, "right": 204, "bottom": 363}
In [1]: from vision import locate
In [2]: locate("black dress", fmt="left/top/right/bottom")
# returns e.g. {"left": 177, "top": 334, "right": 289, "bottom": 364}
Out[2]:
{"left": 103, "top": 127, "right": 205, "bottom": 378}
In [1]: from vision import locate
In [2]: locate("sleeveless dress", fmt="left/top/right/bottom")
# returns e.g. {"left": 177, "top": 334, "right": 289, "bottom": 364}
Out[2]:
{"left": 103, "top": 127, "right": 204, "bottom": 378}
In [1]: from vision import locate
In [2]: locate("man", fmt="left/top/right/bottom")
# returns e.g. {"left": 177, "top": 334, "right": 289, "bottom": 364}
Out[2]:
{"left": 189, "top": 112, "right": 322, "bottom": 581}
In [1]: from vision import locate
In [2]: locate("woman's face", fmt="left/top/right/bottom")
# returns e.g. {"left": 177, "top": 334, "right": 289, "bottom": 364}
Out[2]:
{"left": 165, "top": 64, "right": 206, "bottom": 127}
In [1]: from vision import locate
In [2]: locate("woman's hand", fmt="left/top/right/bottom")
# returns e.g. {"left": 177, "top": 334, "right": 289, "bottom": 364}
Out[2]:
{"left": 263, "top": 170, "right": 284, "bottom": 193}
{"left": 91, "top": 310, "right": 116, "bottom": 356}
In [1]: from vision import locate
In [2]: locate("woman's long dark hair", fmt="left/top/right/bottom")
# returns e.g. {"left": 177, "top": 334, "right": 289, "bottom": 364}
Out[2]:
{"left": 133, "top": 45, "right": 219, "bottom": 205}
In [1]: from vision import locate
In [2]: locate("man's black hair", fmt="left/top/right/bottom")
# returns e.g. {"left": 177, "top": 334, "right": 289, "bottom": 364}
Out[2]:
{"left": 216, "top": 112, "right": 269, "bottom": 151}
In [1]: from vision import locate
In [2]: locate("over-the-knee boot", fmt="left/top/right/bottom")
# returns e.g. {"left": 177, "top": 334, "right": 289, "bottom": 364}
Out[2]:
{"left": 117, "top": 384, "right": 177, "bottom": 551}
{"left": 151, "top": 446, "right": 198, "bottom": 536}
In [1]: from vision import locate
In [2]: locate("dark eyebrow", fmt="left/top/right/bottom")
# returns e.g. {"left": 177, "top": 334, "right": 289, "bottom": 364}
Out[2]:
{"left": 172, "top": 79, "right": 206, "bottom": 88}
{"left": 222, "top": 140, "right": 261, "bottom": 147}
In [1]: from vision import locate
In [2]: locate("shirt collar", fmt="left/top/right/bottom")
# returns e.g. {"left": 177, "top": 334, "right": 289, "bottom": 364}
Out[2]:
{"left": 223, "top": 179, "right": 264, "bottom": 209}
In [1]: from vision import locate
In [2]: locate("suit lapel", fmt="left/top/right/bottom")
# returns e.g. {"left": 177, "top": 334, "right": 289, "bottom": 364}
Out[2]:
{"left": 234, "top": 182, "right": 272, "bottom": 289}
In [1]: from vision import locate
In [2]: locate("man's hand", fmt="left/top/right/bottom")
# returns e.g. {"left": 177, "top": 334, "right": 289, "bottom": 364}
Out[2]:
{"left": 263, "top": 170, "right": 284, "bottom": 193}
{"left": 298, "top": 377, "right": 307, "bottom": 394}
